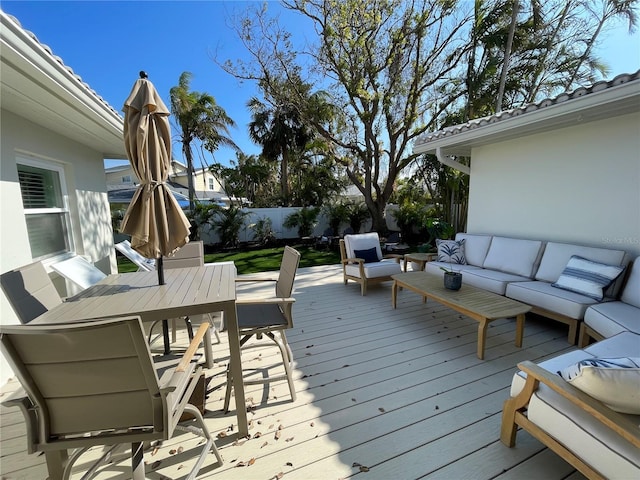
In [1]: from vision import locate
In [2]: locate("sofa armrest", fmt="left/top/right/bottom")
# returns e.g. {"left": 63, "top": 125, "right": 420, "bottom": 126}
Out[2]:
{"left": 513, "top": 361, "right": 640, "bottom": 448}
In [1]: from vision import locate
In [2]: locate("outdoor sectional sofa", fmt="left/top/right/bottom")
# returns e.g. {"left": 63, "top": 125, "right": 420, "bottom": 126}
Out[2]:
{"left": 500, "top": 330, "right": 640, "bottom": 478}
{"left": 425, "top": 233, "right": 632, "bottom": 343}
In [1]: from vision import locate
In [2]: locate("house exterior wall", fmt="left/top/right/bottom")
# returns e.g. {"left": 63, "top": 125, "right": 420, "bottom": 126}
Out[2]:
{"left": 1, "top": 110, "right": 117, "bottom": 384}
{"left": 105, "top": 164, "right": 137, "bottom": 189}
{"left": 466, "top": 111, "right": 640, "bottom": 257}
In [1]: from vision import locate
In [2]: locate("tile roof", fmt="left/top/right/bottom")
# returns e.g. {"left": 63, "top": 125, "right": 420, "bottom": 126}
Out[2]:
{"left": 5, "top": 13, "right": 122, "bottom": 120}
{"left": 415, "top": 70, "right": 640, "bottom": 146}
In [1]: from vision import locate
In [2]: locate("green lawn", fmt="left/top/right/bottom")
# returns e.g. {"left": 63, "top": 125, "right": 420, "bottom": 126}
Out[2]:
{"left": 116, "top": 245, "right": 342, "bottom": 274}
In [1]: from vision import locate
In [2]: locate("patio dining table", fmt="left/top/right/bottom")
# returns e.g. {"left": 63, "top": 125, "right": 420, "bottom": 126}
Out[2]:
{"left": 31, "top": 263, "right": 249, "bottom": 436}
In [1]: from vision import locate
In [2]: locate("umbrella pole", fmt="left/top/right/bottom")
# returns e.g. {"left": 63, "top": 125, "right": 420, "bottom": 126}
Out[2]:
{"left": 157, "top": 256, "right": 165, "bottom": 285}
{"left": 156, "top": 256, "right": 171, "bottom": 355}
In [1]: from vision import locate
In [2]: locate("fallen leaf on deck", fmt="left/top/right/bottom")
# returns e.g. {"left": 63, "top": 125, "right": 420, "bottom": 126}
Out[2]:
{"left": 310, "top": 422, "right": 315, "bottom": 427}
{"left": 285, "top": 437, "right": 294, "bottom": 442}
{"left": 286, "top": 462, "right": 293, "bottom": 467}
{"left": 352, "top": 398, "right": 357, "bottom": 402}
{"left": 275, "top": 430, "right": 282, "bottom": 440}
{"left": 236, "top": 461, "right": 246, "bottom": 467}
{"left": 248, "top": 458, "right": 256, "bottom": 466}
{"left": 151, "top": 460, "right": 161, "bottom": 469}
{"left": 233, "top": 439, "right": 246, "bottom": 446}
{"left": 306, "top": 344, "right": 314, "bottom": 348}
{"left": 261, "top": 441, "right": 269, "bottom": 448}
{"left": 378, "top": 407, "right": 385, "bottom": 413}
{"left": 177, "top": 446, "right": 183, "bottom": 454}
{"left": 169, "top": 449, "right": 177, "bottom": 455}
{"left": 151, "top": 447, "right": 159, "bottom": 456}
{"left": 275, "top": 472, "right": 284, "bottom": 479}
{"left": 435, "top": 405, "right": 439, "bottom": 410}
{"left": 217, "top": 431, "right": 227, "bottom": 438}
{"left": 253, "top": 432, "right": 262, "bottom": 438}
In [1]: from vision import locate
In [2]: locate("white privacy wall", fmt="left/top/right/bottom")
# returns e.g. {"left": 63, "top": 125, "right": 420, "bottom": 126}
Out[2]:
{"left": 466, "top": 112, "right": 640, "bottom": 257}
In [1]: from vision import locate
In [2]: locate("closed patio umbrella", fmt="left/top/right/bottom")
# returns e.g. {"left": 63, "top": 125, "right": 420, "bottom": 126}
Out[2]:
{"left": 120, "top": 72, "right": 190, "bottom": 285}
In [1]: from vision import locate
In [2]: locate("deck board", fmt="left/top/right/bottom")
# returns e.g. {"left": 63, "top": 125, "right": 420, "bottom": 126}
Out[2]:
{"left": 0, "top": 264, "right": 588, "bottom": 479}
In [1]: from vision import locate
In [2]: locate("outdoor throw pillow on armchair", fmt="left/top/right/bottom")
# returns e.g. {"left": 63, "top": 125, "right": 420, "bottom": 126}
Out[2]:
{"left": 353, "top": 247, "right": 379, "bottom": 263}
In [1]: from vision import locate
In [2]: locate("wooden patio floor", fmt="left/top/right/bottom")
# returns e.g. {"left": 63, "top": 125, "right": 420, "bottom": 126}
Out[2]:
{"left": 0, "top": 265, "right": 587, "bottom": 480}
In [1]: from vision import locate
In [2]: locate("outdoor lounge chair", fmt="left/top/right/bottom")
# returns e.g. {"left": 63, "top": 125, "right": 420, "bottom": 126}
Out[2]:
{"left": 0, "top": 316, "right": 223, "bottom": 480}
{"left": 0, "top": 261, "right": 62, "bottom": 323}
{"left": 340, "top": 232, "right": 403, "bottom": 295}
{"left": 50, "top": 255, "right": 107, "bottom": 291}
{"left": 114, "top": 239, "right": 155, "bottom": 271}
{"left": 223, "top": 245, "right": 301, "bottom": 412}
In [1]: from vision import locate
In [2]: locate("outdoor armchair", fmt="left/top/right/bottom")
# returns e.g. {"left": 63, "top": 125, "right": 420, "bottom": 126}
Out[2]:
{"left": 224, "top": 245, "right": 301, "bottom": 412}
{"left": 340, "top": 232, "right": 402, "bottom": 295}
{"left": 0, "top": 316, "right": 223, "bottom": 480}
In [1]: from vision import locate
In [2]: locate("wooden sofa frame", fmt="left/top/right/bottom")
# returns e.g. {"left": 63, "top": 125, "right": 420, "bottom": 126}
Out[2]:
{"left": 500, "top": 361, "right": 640, "bottom": 480}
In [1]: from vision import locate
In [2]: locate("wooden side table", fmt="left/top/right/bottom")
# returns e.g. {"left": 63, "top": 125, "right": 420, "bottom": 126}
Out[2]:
{"left": 403, "top": 252, "right": 437, "bottom": 272}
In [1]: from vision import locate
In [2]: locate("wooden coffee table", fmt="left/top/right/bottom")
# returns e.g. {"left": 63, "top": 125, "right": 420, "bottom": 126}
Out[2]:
{"left": 403, "top": 252, "right": 437, "bottom": 271}
{"left": 392, "top": 272, "right": 531, "bottom": 359}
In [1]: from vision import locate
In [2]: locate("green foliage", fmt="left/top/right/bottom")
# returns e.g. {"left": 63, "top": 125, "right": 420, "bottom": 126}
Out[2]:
{"left": 345, "top": 201, "right": 369, "bottom": 234}
{"left": 119, "top": 245, "right": 341, "bottom": 275}
{"left": 283, "top": 207, "right": 319, "bottom": 238}
{"left": 211, "top": 206, "right": 249, "bottom": 248}
{"left": 186, "top": 202, "right": 222, "bottom": 241}
{"left": 323, "top": 202, "right": 349, "bottom": 235}
{"left": 249, "top": 216, "right": 276, "bottom": 246}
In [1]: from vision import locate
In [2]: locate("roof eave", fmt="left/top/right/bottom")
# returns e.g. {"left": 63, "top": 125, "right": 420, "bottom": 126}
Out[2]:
{"left": 413, "top": 80, "right": 640, "bottom": 157}
{"left": 0, "top": 12, "right": 127, "bottom": 159}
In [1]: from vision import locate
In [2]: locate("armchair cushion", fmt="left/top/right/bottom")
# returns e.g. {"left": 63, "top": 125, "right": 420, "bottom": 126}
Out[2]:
{"left": 436, "top": 238, "right": 466, "bottom": 264}
{"left": 558, "top": 357, "right": 640, "bottom": 414}
{"left": 344, "top": 233, "right": 383, "bottom": 261}
{"left": 354, "top": 247, "right": 380, "bottom": 263}
{"left": 552, "top": 255, "right": 625, "bottom": 301}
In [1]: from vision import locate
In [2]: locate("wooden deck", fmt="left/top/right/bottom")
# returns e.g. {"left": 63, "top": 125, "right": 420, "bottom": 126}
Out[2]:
{"left": 0, "top": 265, "right": 587, "bottom": 480}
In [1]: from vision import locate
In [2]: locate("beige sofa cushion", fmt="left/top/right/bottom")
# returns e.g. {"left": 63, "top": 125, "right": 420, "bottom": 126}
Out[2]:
{"left": 482, "top": 236, "right": 543, "bottom": 278}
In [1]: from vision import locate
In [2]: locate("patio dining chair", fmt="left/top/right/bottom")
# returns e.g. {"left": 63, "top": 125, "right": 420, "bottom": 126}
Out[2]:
{"left": 0, "top": 261, "right": 62, "bottom": 324}
{"left": 223, "top": 245, "right": 301, "bottom": 412}
{"left": 114, "top": 239, "right": 155, "bottom": 271}
{"left": 50, "top": 255, "right": 107, "bottom": 292}
{"left": 0, "top": 316, "right": 223, "bottom": 480}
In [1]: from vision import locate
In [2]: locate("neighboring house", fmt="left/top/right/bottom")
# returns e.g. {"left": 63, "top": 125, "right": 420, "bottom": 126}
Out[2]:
{"left": 0, "top": 12, "right": 127, "bottom": 383}
{"left": 413, "top": 71, "right": 640, "bottom": 259}
{"left": 105, "top": 160, "right": 229, "bottom": 204}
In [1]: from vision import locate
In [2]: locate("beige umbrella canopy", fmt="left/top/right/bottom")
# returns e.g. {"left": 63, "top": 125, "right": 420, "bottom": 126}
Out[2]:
{"left": 120, "top": 72, "right": 190, "bottom": 284}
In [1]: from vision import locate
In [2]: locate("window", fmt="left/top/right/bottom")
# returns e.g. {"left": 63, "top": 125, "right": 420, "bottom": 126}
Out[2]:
{"left": 17, "top": 161, "right": 71, "bottom": 259}
{"left": 122, "top": 174, "right": 132, "bottom": 183}
{"left": 208, "top": 177, "right": 215, "bottom": 190}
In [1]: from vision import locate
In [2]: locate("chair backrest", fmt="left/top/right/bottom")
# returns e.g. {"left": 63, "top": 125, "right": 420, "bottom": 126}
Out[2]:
{"left": 343, "top": 233, "right": 383, "bottom": 262}
{"left": 115, "top": 240, "right": 155, "bottom": 272}
{"left": 276, "top": 246, "right": 301, "bottom": 298}
{"left": 50, "top": 256, "right": 107, "bottom": 290}
{"left": 0, "top": 317, "right": 166, "bottom": 448}
{"left": 0, "top": 262, "right": 62, "bottom": 324}
{"left": 163, "top": 241, "right": 204, "bottom": 269}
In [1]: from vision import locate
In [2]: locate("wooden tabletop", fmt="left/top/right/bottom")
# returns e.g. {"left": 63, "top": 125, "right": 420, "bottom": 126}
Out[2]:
{"left": 392, "top": 271, "right": 531, "bottom": 320}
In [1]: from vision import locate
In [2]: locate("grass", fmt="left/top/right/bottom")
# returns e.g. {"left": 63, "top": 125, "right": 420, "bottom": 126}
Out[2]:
{"left": 116, "top": 244, "right": 342, "bottom": 274}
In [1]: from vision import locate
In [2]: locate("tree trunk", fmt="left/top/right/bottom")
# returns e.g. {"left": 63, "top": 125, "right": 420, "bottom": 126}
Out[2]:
{"left": 496, "top": 0, "right": 519, "bottom": 112}
{"left": 281, "top": 147, "right": 289, "bottom": 206}
{"left": 183, "top": 141, "right": 196, "bottom": 211}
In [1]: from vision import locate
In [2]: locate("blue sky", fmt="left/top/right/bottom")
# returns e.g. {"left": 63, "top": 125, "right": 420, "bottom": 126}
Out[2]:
{"left": 2, "top": 0, "right": 639, "bottom": 169}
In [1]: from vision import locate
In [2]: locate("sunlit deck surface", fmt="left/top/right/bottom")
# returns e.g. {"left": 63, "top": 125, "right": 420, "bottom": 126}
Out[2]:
{"left": 0, "top": 264, "right": 588, "bottom": 480}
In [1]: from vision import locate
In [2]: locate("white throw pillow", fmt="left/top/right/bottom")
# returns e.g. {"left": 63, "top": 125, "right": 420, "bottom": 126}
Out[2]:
{"left": 558, "top": 357, "right": 640, "bottom": 414}
{"left": 436, "top": 238, "right": 466, "bottom": 264}
{"left": 552, "top": 255, "right": 625, "bottom": 301}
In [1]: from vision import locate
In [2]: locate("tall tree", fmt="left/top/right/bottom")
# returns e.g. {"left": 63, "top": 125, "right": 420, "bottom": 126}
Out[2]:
{"left": 247, "top": 92, "right": 311, "bottom": 206}
{"left": 565, "top": 0, "right": 638, "bottom": 89}
{"left": 169, "top": 72, "right": 238, "bottom": 210}
{"left": 224, "top": 0, "right": 471, "bottom": 231}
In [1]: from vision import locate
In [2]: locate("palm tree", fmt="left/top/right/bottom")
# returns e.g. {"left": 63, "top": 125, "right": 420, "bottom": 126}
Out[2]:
{"left": 247, "top": 96, "right": 311, "bottom": 206}
{"left": 565, "top": 0, "right": 638, "bottom": 89}
{"left": 170, "top": 72, "right": 237, "bottom": 210}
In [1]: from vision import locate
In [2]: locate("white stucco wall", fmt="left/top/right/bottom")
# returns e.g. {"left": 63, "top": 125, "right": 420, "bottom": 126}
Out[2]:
{"left": 1, "top": 110, "right": 117, "bottom": 384}
{"left": 466, "top": 112, "right": 640, "bottom": 257}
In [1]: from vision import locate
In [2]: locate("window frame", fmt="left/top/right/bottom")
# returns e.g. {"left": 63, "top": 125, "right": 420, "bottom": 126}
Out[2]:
{"left": 17, "top": 156, "right": 75, "bottom": 262}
